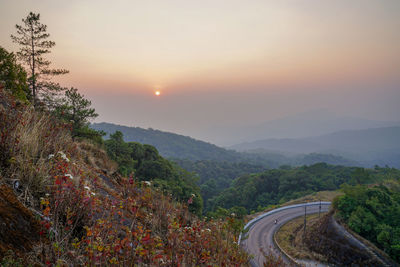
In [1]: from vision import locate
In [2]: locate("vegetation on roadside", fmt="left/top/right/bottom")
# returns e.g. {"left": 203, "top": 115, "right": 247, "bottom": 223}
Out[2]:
{"left": 275, "top": 213, "right": 327, "bottom": 262}
{"left": 304, "top": 211, "right": 390, "bottom": 266}
{"left": 283, "top": 191, "right": 343, "bottom": 206}
{"left": 333, "top": 178, "right": 400, "bottom": 262}
{"left": 208, "top": 163, "right": 396, "bottom": 214}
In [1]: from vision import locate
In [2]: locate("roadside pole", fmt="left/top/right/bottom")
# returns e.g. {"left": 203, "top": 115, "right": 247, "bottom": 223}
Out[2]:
{"left": 303, "top": 205, "right": 307, "bottom": 242}
{"left": 319, "top": 199, "right": 321, "bottom": 218}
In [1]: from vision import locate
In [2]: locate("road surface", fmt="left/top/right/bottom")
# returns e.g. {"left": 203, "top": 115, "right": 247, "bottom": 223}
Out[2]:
{"left": 241, "top": 203, "right": 331, "bottom": 267}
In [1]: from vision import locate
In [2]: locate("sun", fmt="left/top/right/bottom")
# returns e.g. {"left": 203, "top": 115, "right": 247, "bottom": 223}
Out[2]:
{"left": 155, "top": 90, "right": 161, "bottom": 96}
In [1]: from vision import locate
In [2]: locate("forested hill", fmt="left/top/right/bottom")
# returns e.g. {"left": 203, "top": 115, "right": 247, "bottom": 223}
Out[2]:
{"left": 207, "top": 164, "right": 400, "bottom": 214}
{"left": 334, "top": 179, "right": 400, "bottom": 262}
{"left": 92, "top": 122, "right": 360, "bottom": 168}
{"left": 92, "top": 122, "right": 243, "bottom": 161}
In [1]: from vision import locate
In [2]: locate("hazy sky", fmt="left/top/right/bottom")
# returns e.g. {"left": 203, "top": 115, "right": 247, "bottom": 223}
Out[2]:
{"left": 1, "top": 0, "right": 399, "bottom": 144}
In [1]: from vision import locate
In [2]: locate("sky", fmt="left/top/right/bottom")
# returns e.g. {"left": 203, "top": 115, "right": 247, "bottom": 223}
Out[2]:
{"left": 1, "top": 0, "right": 399, "bottom": 144}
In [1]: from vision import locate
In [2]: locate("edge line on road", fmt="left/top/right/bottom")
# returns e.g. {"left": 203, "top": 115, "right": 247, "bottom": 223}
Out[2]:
{"left": 272, "top": 215, "right": 302, "bottom": 266}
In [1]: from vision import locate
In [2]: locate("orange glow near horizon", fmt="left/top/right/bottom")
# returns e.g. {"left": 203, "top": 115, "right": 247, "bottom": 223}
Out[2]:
{"left": 1, "top": 1, "right": 399, "bottom": 108}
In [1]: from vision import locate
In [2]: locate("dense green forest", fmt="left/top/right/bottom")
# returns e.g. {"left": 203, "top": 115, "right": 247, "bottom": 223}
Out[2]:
{"left": 173, "top": 159, "right": 267, "bottom": 210}
{"left": 173, "top": 160, "right": 267, "bottom": 185}
{"left": 334, "top": 178, "right": 400, "bottom": 262}
{"left": 104, "top": 131, "right": 203, "bottom": 215}
{"left": 206, "top": 163, "right": 400, "bottom": 213}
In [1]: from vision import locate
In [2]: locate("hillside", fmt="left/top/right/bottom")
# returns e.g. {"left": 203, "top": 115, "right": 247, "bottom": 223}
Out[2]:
{"left": 92, "top": 122, "right": 360, "bottom": 168}
{"left": 333, "top": 181, "right": 400, "bottom": 263}
{"left": 0, "top": 89, "right": 252, "bottom": 265}
{"left": 92, "top": 122, "right": 242, "bottom": 162}
{"left": 207, "top": 163, "right": 400, "bottom": 213}
{"left": 231, "top": 127, "right": 400, "bottom": 168}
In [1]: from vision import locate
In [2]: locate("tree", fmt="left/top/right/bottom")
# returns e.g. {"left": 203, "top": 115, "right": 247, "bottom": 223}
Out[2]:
{"left": 55, "top": 87, "right": 98, "bottom": 139}
{"left": 0, "top": 46, "right": 29, "bottom": 101}
{"left": 104, "top": 131, "right": 136, "bottom": 175}
{"left": 11, "top": 12, "right": 68, "bottom": 107}
{"left": 350, "top": 168, "right": 371, "bottom": 185}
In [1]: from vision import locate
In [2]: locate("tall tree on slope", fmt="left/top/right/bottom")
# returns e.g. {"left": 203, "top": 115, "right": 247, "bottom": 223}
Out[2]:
{"left": 11, "top": 12, "right": 68, "bottom": 107}
{"left": 55, "top": 87, "right": 98, "bottom": 140}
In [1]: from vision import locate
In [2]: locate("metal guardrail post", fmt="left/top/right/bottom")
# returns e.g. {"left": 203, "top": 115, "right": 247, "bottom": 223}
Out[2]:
{"left": 303, "top": 204, "right": 307, "bottom": 242}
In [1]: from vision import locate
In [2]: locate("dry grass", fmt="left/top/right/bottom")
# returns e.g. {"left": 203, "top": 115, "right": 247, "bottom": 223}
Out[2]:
{"left": 284, "top": 191, "right": 343, "bottom": 206}
{"left": 10, "top": 110, "right": 74, "bottom": 199}
{"left": 76, "top": 141, "right": 117, "bottom": 175}
{"left": 0, "top": 89, "right": 80, "bottom": 206}
{"left": 275, "top": 213, "right": 328, "bottom": 262}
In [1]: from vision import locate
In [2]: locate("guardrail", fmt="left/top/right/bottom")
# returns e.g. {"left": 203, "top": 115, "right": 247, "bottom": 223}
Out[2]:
{"left": 273, "top": 227, "right": 299, "bottom": 265}
{"left": 238, "top": 201, "right": 331, "bottom": 245}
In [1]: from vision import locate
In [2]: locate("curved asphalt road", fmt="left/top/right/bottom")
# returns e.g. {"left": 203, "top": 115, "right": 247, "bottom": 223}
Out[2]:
{"left": 241, "top": 203, "right": 331, "bottom": 267}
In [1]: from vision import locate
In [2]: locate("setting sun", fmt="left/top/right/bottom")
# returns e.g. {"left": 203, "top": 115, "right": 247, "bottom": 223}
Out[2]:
{"left": 155, "top": 90, "right": 161, "bottom": 96}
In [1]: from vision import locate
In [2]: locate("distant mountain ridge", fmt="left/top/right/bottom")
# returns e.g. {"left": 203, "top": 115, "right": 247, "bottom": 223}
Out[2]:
{"left": 91, "top": 122, "right": 361, "bottom": 168}
{"left": 212, "top": 109, "right": 400, "bottom": 145}
{"left": 91, "top": 122, "right": 242, "bottom": 161}
{"left": 231, "top": 126, "right": 400, "bottom": 168}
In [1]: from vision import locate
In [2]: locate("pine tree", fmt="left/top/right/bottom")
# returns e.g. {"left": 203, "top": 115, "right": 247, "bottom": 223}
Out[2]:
{"left": 55, "top": 87, "right": 98, "bottom": 139}
{"left": 11, "top": 12, "right": 68, "bottom": 107}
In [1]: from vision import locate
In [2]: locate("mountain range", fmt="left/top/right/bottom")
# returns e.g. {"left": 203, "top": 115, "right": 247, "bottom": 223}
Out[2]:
{"left": 211, "top": 109, "right": 400, "bottom": 146}
{"left": 230, "top": 126, "right": 400, "bottom": 168}
{"left": 92, "top": 122, "right": 363, "bottom": 167}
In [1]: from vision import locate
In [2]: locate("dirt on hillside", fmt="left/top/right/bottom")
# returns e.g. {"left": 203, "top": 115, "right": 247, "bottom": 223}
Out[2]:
{"left": 304, "top": 211, "right": 387, "bottom": 266}
{"left": 0, "top": 183, "right": 43, "bottom": 259}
